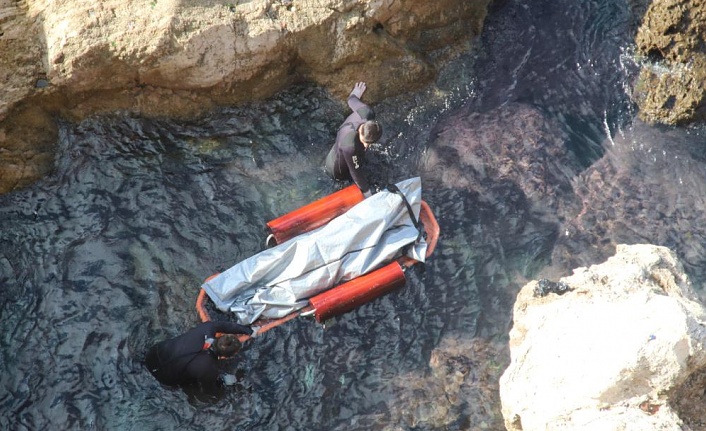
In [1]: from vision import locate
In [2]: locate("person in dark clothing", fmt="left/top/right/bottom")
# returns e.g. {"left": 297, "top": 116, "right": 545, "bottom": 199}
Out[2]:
{"left": 325, "top": 82, "right": 382, "bottom": 197}
{"left": 145, "top": 321, "right": 252, "bottom": 389}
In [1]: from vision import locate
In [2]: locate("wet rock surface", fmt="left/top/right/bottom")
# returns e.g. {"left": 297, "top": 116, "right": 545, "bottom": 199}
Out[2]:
{"left": 633, "top": 0, "right": 706, "bottom": 125}
{"left": 532, "top": 279, "right": 571, "bottom": 297}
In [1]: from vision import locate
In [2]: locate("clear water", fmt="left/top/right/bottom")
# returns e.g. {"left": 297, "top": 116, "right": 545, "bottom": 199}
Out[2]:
{"left": 2, "top": 0, "right": 705, "bottom": 429}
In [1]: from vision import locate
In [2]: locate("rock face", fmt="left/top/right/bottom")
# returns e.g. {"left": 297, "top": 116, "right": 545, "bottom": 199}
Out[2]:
{"left": 633, "top": 0, "right": 706, "bottom": 125}
{"left": 4, "top": 0, "right": 490, "bottom": 115}
{"left": 0, "top": 0, "right": 490, "bottom": 194}
{"left": 499, "top": 244, "right": 706, "bottom": 430}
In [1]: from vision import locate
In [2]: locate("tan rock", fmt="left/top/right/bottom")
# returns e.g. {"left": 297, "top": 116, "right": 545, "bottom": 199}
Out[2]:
{"left": 500, "top": 244, "right": 706, "bottom": 430}
{"left": 633, "top": 0, "right": 706, "bottom": 125}
{"left": 0, "top": 0, "right": 491, "bottom": 193}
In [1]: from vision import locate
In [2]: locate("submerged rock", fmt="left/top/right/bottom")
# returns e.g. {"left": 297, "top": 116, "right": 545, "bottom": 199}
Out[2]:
{"left": 380, "top": 336, "right": 509, "bottom": 430}
{"left": 550, "top": 120, "right": 706, "bottom": 303}
{"left": 500, "top": 243, "right": 706, "bottom": 430}
{"left": 422, "top": 102, "right": 583, "bottom": 223}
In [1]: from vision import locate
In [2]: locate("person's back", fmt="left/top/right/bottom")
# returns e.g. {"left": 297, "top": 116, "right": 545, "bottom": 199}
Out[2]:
{"left": 145, "top": 321, "right": 252, "bottom": 389}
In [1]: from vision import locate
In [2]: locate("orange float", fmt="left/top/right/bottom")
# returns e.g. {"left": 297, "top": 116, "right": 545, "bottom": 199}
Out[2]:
{"left": 309, "top": 261, "right": 406, "bottom": 323}
{"left": 265, "top": 185, "right": 364, "bottom": 246}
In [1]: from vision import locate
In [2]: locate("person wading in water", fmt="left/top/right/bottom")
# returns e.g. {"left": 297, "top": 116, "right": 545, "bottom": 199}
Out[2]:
{"left": 145, "top": 321, "right": 252, "bottom": 390}
{"left": 324, "top": 81, "right": 383, "bottom": 197}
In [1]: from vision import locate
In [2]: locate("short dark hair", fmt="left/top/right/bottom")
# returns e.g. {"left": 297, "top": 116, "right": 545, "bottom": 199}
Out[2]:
{"left": 359, "top": 120, "right": 382, "bottom": 144}
{"left": 214, "top": 334, "right": 241, "bottom": 357}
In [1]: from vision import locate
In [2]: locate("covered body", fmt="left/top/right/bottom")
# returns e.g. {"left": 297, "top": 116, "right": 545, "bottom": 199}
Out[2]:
{"left": 201, "top": 177, "right": 427, "bottom": 324}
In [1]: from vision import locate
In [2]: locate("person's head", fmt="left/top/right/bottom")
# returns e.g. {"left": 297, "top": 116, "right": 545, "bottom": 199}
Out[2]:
{"left": 214, "top": 334, "right": 241, "bottom": 358}
{"left": 358, "top": 120, "right": 382, "bottom": 147}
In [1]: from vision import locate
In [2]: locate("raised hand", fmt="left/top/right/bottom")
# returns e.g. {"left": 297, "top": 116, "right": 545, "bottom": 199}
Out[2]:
{"left": 350, "top": 81, "right": 367, "bottom": 99}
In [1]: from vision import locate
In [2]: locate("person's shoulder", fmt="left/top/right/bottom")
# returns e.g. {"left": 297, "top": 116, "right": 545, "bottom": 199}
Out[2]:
{"left": 340, "top": 133, "right": 357, "bottom": 150}
{"left": 357, "top": 105, "right": 374, "bottom": 119}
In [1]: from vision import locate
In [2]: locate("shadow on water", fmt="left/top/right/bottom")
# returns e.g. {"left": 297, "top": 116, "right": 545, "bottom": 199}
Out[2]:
{"left": 2, "top": 0, "right": 706, "bottom": 429}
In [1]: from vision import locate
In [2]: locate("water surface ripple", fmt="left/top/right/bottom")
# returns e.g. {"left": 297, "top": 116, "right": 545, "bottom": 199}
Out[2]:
{"left": 2, "top": 0, "right": 705, "bottom": 430}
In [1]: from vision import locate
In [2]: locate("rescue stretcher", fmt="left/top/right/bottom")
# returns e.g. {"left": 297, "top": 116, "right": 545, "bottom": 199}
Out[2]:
{"left": 195, "top": 178, "right": 439, "bottom": 343}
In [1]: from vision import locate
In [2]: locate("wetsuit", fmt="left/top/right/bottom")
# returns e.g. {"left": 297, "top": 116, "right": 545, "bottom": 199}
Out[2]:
{"left": 145, "top": 321, "right": 252, "bottom": 388}
{"left": 324, "top": 94, "right": 375, "bottom": 194}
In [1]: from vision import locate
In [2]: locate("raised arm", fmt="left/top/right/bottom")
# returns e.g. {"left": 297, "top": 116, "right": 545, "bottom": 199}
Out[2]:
{"left": 347, "top": 82, "right": 371, "bottom": 115}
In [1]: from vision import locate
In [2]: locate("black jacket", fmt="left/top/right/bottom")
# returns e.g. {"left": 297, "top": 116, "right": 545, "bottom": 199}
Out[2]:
{"left": 146, "top": 321, "right": 252, "bottom": 388}
{"left": 324, "top": 94, "right": 375, "bottom": 193}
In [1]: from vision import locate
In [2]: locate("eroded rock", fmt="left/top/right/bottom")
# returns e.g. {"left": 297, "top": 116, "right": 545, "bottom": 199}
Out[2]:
{"left": 0, "top": 0, "right": 490, "bottom": 193}
{"left": 633, "top": 0, "right": 706, "bottom": 125}
{"left": 500, "top": 243, "right": 706, "bottom": 431}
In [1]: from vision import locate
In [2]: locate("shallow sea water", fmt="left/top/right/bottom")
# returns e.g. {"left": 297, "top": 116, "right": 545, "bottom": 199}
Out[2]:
{"left": 2, "top": 0, "right": 706, "bottom": 430}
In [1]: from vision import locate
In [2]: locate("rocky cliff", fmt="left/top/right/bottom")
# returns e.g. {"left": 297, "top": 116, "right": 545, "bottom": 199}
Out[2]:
{"left": 4, "top": 0, "right": 706, "bottom": 191}
{"left": 0, "top": 0, "right": 490, "bottom": 193}
{"left": 500, "top": 244, "right": 706, "bottom": 430}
